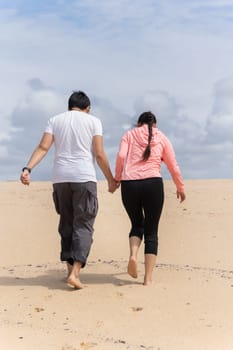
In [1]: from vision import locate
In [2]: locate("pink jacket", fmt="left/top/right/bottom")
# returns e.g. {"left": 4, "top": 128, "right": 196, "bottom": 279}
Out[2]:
{"left": 115, "top": 124, "right": 184, "bottom": 192}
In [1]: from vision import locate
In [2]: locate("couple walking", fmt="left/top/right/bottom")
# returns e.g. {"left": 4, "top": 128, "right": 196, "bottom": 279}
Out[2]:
{"left": 20, "top": 91, "right": 185, "bottom": 288}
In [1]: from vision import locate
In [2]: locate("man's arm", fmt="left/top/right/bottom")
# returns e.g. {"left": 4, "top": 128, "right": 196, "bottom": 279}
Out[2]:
{"left": 20, "top": 132, "right": 54, "bottom": 185}
{"left": 92, "top": 135, "right": 118, "bottom": 193}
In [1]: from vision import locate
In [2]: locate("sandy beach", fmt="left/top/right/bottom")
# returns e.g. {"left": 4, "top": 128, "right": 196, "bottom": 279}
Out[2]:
{"left": 0, "top": 179, "right": 232, "bottom": 350}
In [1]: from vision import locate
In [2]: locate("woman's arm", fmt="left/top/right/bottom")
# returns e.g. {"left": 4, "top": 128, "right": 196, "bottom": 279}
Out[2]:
{"left": 115, "top": 134, "right": 128, "bottom": 181}
{"left": 162, "top": 136, "right": 186, "bottom": 202}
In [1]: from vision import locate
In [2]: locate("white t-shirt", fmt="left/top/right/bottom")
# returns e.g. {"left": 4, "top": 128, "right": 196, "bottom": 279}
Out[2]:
{"left": 45, "top": 110, "right": 103, "bottom": 183}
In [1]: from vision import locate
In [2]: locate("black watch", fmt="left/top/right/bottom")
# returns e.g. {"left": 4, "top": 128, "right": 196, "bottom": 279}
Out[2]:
{"left": 22, "top": 167, "right": 31, "bottom": 173}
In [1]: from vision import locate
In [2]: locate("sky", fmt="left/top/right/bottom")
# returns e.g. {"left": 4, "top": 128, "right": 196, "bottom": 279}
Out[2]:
{"left": 0, "top": 0, "right": 233, "bottom": 181}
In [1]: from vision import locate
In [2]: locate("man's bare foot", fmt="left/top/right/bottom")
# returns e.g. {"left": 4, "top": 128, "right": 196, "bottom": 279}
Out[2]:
{"left": 67, "top": 276, "right": 84, "bottom": 289}
{"left": 127, "top": 258, "right": 138, "bottom": 278}
{"left": 66, "top": 262, "right": 73, "bottom": 277}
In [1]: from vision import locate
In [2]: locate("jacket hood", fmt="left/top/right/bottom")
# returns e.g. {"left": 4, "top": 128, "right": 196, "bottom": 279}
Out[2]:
{"left": 130, "top": 124, "right": 160, "bottom": 147}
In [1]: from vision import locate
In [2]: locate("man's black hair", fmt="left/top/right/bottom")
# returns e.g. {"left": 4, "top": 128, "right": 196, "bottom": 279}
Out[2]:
{"left": 68, "top": 91, "right": 91, "bottom": 110}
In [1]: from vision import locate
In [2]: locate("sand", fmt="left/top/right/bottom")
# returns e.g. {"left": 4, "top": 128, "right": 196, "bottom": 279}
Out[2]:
{"left": 0, "top": 179, "right": 232, "bottom": 350}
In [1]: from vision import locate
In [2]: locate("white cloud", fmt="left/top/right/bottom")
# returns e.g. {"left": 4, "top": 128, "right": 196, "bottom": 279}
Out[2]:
{"left": 10, "top": 79, "right": 66, "bottom": 130}
{"left": 212, "top": 77, "right": 233, "bottom": 114}
{"left": 205, "top": 77, "right": 233, "bottom": 143}
{"left": 0, "top": 146, "right": 8, "bottom": 158}
{"left": 0, "top": 0, "right": 233, "bottom": 180}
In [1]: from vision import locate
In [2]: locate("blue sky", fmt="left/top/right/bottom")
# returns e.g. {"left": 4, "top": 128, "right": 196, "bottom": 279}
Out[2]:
{"left": 0, "top": 0, "right": 233, "bottom": 181}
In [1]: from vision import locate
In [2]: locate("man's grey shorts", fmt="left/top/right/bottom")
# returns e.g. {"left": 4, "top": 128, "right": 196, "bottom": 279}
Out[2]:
{"left": 52, "top": 181, "right": 98, "bottom": 266}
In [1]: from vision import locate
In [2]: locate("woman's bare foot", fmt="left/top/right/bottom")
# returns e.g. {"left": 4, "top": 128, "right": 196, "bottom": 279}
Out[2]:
{"left": 143, "top": 278, "right": 154, "bottom": 286}
{"left": 127, "top": 258, "right": 138, "bottom": 278}
{"left": 67, "top": 275, "right": 84, "bottom": 289}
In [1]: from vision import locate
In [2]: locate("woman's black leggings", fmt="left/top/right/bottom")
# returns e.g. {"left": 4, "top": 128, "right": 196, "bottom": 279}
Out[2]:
{"left": 121, "top": 177, "right": 164, "bottom": 255}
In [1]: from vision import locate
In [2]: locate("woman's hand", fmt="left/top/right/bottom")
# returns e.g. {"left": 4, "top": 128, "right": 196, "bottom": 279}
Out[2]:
{"left": 177, "top": 191, "right": 186, "bottom": 202}
{"left": 108, "top": 179, "right": 120, "bottom": 193}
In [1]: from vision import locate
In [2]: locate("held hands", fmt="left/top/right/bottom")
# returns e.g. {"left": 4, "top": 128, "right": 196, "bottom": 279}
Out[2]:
{"left": 176, "top": 190, "right": 186, "bottom": 203}
{"left": 108, "top": 179, "right": 120, "bottom": 193}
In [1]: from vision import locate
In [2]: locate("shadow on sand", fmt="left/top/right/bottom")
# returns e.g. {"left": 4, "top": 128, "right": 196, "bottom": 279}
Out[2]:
{"left": 0, "top": 268, "right": 141, "bottom": 291}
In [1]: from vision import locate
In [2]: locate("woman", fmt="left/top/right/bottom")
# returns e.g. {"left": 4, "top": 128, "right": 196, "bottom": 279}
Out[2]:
{"left": 115, "top": 111, "right": 185, "bottom": 285}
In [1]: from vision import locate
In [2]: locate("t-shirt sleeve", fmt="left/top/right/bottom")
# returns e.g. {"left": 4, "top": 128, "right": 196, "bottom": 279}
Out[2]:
{"left": 44, "top": 118, "right": 54, "bottom": 135}
{"left": 93, "top": 118, "right": 103, "bottom": 136}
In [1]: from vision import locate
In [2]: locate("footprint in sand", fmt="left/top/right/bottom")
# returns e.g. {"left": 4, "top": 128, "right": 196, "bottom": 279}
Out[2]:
{"left": 62, "top": 346, "right": 77, "bottom": 350}
{"left": 34, "top": 307, "right": 45, "bottom": 312}
{"left": 131, "top": 306, "right": 143, "bottom": 312}
{"left": 80, "top": 342, "right": 98, "bottom": 349}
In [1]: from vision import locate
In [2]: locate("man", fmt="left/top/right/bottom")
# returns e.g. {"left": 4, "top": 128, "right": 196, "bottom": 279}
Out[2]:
{"left": 20, "top": 90, "right": 117, "bottom": 289}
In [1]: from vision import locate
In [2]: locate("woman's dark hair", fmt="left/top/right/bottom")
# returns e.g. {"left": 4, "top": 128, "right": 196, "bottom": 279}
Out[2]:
{"left": 137, "top": 111, "right": 157, "bottom": 161}
{"left": 68, "top": 91, "right": 91, "bottom": 110}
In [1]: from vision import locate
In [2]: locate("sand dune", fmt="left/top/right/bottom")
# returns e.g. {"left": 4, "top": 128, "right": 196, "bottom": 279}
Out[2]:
{"left": 0, "top": 180, "right": 232, "bottom": 349}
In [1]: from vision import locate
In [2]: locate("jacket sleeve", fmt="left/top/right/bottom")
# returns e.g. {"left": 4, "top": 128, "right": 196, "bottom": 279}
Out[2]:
{"left": 115, "top": 133, "right": 129, "bottom": 181}
{"left": 162, "top": 135, "right": 185, "bottom": 192}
